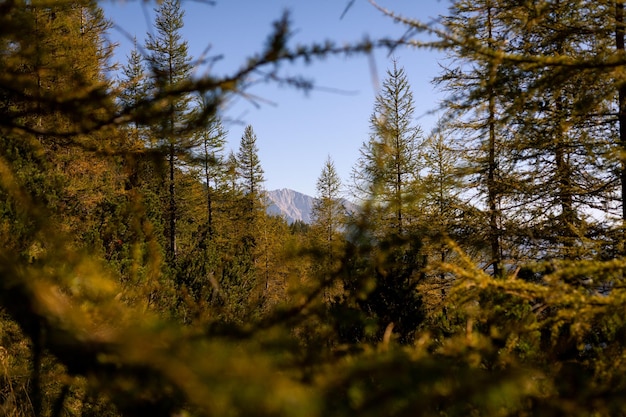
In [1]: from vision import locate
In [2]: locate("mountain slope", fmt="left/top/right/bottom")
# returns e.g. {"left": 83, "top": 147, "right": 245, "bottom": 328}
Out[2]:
{"left": 266, "top": 188, "right": 315, "bottom": 224}
{"left": 265, "top": 188, "right": 358, "bottom": 225}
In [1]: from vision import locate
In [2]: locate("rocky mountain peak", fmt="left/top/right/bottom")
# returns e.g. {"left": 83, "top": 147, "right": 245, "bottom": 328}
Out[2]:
{"left": 265, "top": 188, "right": 316, "bottom": 224}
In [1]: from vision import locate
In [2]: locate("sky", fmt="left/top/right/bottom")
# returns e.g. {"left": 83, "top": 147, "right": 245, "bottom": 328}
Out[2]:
{"left": 102, "top": 0, "right": 450, "bottom": 197}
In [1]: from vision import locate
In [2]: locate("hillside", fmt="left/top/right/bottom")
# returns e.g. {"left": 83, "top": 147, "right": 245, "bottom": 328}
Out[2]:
{"left": 265, "top": 188, "right": 316, "bottom": 224}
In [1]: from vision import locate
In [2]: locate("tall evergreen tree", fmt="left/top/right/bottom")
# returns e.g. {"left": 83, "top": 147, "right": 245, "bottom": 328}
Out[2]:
{"left": 233, "top": 125, "right": 265, "bottom": 283}
{"left": 313, "top": 155, "right": 344, "bottom": 244}
{"left": 348, "top": 60, "right": 425, "bottom": 344}
{"left": 117, "top": 38, "right": 157, "bottom": 197}
{"left": 434, "top": 0, "right": 514, "bottom": 275}
{"left": 312, "top": 155, "right": 345, "bottom": 300}
{"left": 352, "top": 59, "right": 423, "bottom": 238}
{"left": 237, "top": 124, "right": 265, "bottom": 205}
{"left": 495, "top": 0, "right": 614, "bottom": 261}
{"left": 199, "top": 113, "right": 227, "bottom": 240}
{"left": 118, "top": 37, "right": 148, "bottom": 145}
{"left": 220, "top": 150, "right": 244, "bottom": 243}
{"left": 144, "top": 0, "right": 193, "bottom": 264}
{"left": 224, "top": 150, "right": 241, "bottom": 196}
{"left": 420, "top": 130, "right": 468, "bottom": 274}
{"left": 434, "top": 0, "right": 616, "bottom": 265}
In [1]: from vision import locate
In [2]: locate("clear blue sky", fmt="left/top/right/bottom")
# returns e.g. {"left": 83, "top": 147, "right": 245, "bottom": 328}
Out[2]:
{"left": 102, "top": 0, "right": 449, "bottom": 197}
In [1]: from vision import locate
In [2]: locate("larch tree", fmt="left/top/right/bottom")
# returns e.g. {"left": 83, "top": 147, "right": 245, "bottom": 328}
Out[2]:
{"left": 430, "top": 0, "right": 621, "bottom": 266}
{"left": 311, "top": 155, "right": 345, "bottom": 300}
{"left": 348, "top": 59, "right": 425, "bottom": 344}
{"left": 433, "top": 0, "right": 514, "bottom": 276}
{"left": 117, "top": 38, "right": 157, "bottom": 198}
{"left": 352, "top": 59, "right": 423, "bottom": 238}
{"left": 420, "top": 130, "right": 469, "bottom": 277}
{"left": 173, "top": 99, "right": 227, "bottom": 308}
{"left": 312, "top": 155, "right": 344, "bottom": 249}
{"left": 491, "top": 0, "right": 615, "bottom": 261}
{"left": 220, "top": 150, "right": 244, "bottom": 245}
{"left": 0, "top": 1, "right": 119, "bottom": 414}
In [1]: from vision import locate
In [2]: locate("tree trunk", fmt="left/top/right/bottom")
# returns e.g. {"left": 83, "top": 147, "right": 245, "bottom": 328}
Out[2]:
{"left": 486, "top": 1, "right": 502, "bottom": 276}
{"left": 616, "top": 1, "right": 626, "bottom": 227}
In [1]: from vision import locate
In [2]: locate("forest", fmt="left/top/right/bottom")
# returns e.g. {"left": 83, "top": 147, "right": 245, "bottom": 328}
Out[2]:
{"left": 2, "top": 0, "right": 626, "bottom": 416}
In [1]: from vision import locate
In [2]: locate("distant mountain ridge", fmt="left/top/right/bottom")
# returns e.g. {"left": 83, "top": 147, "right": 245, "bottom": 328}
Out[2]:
{"left": 265, "top": 188, "right": 357, "bottom": 225}
{"left": 266, "top": 188, "right": 315, "bottom": 224}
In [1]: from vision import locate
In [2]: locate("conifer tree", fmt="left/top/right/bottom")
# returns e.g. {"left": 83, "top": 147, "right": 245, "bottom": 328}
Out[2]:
{"left": 237, "top": 124, "right": 265, "bottom": 208}
{"left": 313, "top": 155, "right": 344, "bottom": 246}
{"left": 174, "top": 102, "right": 228, "bottom": 309}
{"left": 434, "top": 0, "right": 512, "bottom": 275}
{"left": 434, "top": 0, "right": 615, "bottom": 264}
{"left": 144, "top": 0, "right": 193, "bottom": 264}
{"left": 420, "top": 131, "right": 467, "bottom": 274}
{"left": 221, "top": 150, "right": 244, "bottom": 243}
{"left": 352, "top": 59, "right": 423, "bottom": 238}
{"left": 224, "top": 125, "right": 266, "bottom": 305}
{"left": 117, "top": 38, "right": 157, "bottom": 200}
{"left": 186, "top": 94, "right": 228, "bottom": 242}
{"left": 118, "top": 38, "right": 148, "bottom": 145}
{"left": 224, "top": 150, "right": 241, "bottom": 196}
{"left": 482, "top": 0, "right": 614, "bottom": 261}
{"left": 0, "top": 1, "right": 120, "bottom": 414}
{"left": 348, "top": 60, "right": 425, "bottom": 344}
{"left": 312, "top": 155, "right": 345, "bottom": 300}
{"left": 200, "top": 114, "right": 227, "bottom": 240}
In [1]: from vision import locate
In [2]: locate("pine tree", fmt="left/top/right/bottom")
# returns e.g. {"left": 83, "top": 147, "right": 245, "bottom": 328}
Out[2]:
{"left": 237, "top": 124, "right": 265, "bottom": 209}
{"left": 118, "top": 37, "right": 148, "bottom": 145}
{"left": 224, "top": 150, "right": 241, "bottom": 196}
{"left": 173, "top": 99, "right": 227, "bottom": 308}
{"left": 220, "top": 150, "right": 244, "bottom": 244}
{"left": 186, "top": 94, "right": 228, "bottom": 242}
{"left": 144, "top": 0, "right": 193, "bottom": 264}
{"left": 200, "top": 114, "right": 227, "bottom": 240}
{"left": 117, "top": 37, "right": 157, "bottom": 198}
{"left": 233, "top": 124, "right": 265, "bottom": 270}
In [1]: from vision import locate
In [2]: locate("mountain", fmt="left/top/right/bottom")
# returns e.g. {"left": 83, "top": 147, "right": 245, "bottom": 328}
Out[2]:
{"left": 265, "top": 188, "right": 358, "bottom": 225}
{"left": 265, "top": 188, "right": 315, "bottom": 224}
